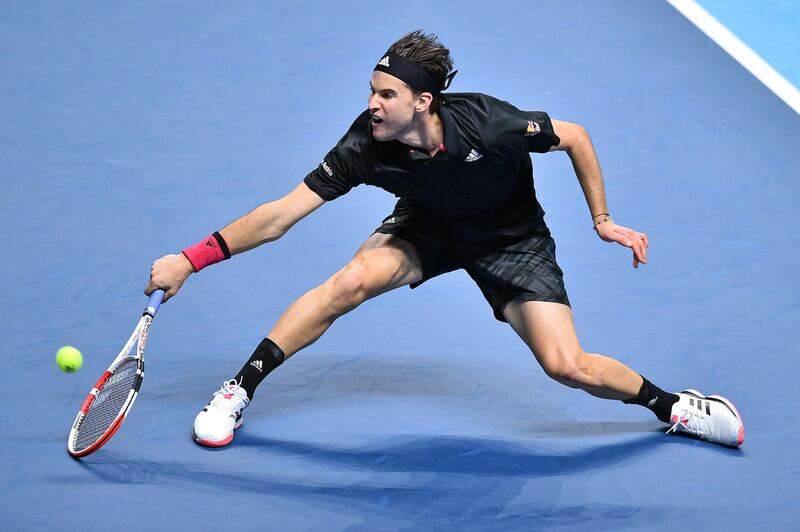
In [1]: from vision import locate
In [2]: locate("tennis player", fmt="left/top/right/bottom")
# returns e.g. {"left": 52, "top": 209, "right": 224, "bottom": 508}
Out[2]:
{"left": 147, "top": 31, "right": 744, "bottom": 448}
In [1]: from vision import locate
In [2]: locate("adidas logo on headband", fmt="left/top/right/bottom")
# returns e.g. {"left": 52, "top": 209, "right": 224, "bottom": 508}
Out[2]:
{"left": 374, "top": 51, "right": 457, "bottom": 95}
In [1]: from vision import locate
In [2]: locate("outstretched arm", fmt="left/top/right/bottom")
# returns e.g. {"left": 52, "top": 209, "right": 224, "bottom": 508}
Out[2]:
{"left": 217, "top": 181, "right": 325, "bottom": 254}
{"left": 146, "top": 181, "right": 325, "bottom": 301}
{"left": 550, "top": 119, "right": 648, "bottom": 268}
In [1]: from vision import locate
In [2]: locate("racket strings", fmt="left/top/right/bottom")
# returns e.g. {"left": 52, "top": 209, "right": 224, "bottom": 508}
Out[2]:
{"left": 73, "top": 358, "right": 140, "bottom": 452}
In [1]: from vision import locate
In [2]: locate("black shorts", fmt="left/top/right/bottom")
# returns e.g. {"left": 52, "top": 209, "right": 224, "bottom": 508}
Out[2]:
{"left": 374, "top": 202, "right": 570, "bottom": 322}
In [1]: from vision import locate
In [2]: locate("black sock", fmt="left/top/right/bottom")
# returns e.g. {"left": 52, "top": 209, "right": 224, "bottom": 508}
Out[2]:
{"left": 622, "top": 376, "right": 679, "bottom": 423}
{"left": 234, "top": 338, "right": 285, "bottom": 399}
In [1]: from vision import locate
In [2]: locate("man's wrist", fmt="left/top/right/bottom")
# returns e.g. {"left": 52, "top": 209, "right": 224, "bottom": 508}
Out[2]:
{"left": 592, "top": 213, "right": 614, "bottom": 229}
{"left": 177, "top": 252, "right": 196, "bottom": 275}
{"left": 181, "top": 232, "right": 231, "bottom": 272}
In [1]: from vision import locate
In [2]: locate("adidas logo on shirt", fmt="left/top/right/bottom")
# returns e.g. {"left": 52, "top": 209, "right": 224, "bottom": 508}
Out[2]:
{"left": 378, "top": 55, "right": 390, "bottom": 67}
{"left": 465, "top": 149, "right": 483, "bottom": 162}
{"left": 250, "top": 360, "right": 263, "bottom": 372}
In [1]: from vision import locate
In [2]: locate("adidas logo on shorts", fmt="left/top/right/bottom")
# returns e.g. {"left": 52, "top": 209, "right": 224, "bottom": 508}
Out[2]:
{"left": 465, "top": 149, "right": 483, "bottom": 162}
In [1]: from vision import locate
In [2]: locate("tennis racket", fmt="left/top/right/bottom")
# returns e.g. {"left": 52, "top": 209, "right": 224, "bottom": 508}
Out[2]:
{"left": 67, "top": 289, "right": 165, "bottom": 458}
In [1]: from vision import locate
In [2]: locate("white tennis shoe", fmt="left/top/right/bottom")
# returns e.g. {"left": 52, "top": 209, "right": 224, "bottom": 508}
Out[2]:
{"left": 667, "top": 389, "right": 744, "bottom": 447}
{"left": 192, "top": 379, "right": 249, "bottom": 447}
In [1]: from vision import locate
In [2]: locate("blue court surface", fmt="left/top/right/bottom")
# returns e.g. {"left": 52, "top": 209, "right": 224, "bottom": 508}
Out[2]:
{"left": 2, "top": 1, "right": 799, "bottom": 530}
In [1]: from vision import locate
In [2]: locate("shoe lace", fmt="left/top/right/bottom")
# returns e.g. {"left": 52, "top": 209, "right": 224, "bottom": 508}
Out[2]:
{"left": 666, "top": 407, "right": 706, "bottom": 438}
{"left": 209, "top": 378, "right": 248, "bottom": 408}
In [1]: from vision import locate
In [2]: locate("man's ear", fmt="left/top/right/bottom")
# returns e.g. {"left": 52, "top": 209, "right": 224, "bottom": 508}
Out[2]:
{"left": 415, "top": 92, "right": 433, "bottom": 113}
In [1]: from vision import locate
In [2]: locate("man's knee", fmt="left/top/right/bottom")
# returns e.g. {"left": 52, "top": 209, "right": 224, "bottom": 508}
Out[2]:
{"left": 317, "top": 242, "right": 420, "bottom": 317}
{"left": 321, "top": 251, "right": 392, "bottom": 315}
{"left": 324, "top": 257, "right": 371, "bottom": 313}
{"left": 539, "top": 348, "right": 589, "bottom": 386}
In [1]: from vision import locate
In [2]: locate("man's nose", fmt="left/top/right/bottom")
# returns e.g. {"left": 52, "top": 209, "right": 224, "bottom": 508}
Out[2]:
{"left": 368, "top": 93, "right": 380, "bottom": 112}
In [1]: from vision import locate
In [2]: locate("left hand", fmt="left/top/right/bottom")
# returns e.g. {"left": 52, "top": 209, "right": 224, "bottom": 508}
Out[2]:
{"left": 595, "top": 222, "right": 649, "bottom": 268}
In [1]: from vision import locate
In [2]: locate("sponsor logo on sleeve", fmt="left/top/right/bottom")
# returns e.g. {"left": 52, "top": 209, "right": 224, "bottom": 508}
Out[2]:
{"left": 321, "top": 160, "right": 334, "bottom": 177}
{"left": 525, "top": 120, "right": 541, "bottom": 137}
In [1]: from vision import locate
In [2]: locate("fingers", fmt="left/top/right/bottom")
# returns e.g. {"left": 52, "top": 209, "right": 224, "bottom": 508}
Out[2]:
{"left": 634, "top": 234, "right": 646, "bottom": 264}
{"left": 635, "top": 232, "right": 648, "bottom": 266}
{"left": 611, "top": 227, "right": 648, "bottom": 269}
{"left": 145, "top": 254, "right": 191, "bottom": 302}
{"left": 600, "top": 222, "right": 650, "bottom": 269}
{"left": 145, "top": 275, "right": 163, "bottom": 297}
{"left": 631, "top": 235, "right": 646, "bottom": 268}
{"left": 145, "top": 260, "right": 168, "bottom": 299}
{"left": 145, "top": 278, "right": 174, "bottom": 302}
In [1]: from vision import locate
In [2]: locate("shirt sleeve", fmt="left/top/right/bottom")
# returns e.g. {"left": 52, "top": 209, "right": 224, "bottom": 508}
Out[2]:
{"left": 485, "top": 96, "right": 561, "bottom": 153}
{"left": 303, "top": 112, "right": 370, "bottom": 201}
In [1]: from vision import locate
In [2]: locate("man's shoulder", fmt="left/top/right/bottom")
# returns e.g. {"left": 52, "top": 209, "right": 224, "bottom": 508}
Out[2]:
{"left": 443, "top": 92, "right": 511, "bottom": 109}
{"left": 442, "top": 92, "right": 558, "bottom": 153}
{"left": 442, "top": 92, "right": 525, "bottom": 127}
{"left": 442, "top": 93, "right": 527, "bottom": 141}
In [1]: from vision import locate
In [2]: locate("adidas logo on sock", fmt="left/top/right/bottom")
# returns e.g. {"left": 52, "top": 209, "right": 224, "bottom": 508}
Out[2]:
{"left": 465, "top": 149, "right": 482, "bottom": 162}
{"left": 648, "top": 395, "right": 659, "bottom": 407}
{"left": 250, "top": 360, "right": 263, "bottom": 372}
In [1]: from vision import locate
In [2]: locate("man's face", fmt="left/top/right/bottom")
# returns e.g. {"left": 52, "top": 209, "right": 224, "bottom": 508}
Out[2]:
{"left": 368, "top": 71, "right": 420, "bottom": 141}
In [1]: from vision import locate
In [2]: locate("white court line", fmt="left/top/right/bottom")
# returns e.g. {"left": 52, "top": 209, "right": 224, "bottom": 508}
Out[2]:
{"left": 666, "top": 0, "right": 800, "bottom": 115}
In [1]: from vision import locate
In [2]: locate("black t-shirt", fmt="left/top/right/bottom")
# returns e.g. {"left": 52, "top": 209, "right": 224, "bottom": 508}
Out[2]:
{"left": 304, "top": 92, "right": 560, "bottom": 244}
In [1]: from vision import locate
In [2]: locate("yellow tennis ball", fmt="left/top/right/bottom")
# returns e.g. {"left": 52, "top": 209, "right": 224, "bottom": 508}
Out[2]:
{"left": 56, "top": 346, "right": 83, "bottom": 373}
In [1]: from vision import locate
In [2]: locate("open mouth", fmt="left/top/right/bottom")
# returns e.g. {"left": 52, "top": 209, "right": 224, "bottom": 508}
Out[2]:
{"left": 371, "top": 115, "right": 383, "bottom": 124}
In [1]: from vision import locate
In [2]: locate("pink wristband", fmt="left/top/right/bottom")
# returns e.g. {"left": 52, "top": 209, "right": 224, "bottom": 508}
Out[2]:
{"left": 182, "top": 232, "right": 230, "bottom": 272}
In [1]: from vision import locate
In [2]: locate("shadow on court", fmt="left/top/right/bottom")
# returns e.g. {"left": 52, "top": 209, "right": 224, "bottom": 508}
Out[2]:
{"left": 235, "top": 432, "right": 670, "bottom": 476}
{"left": 53, "top": 432, "right": 684, "bottom": 529}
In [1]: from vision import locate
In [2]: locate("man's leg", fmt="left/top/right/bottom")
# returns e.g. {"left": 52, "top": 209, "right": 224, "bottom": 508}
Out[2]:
{"left": 233, "top": 232, "right": 424, "bottom": 397}
{"left": 502, "top": 300, "right": 675, "bottom": 415}
{"left": 502, "top": 300, "right": 642, "bottom": 399}
{"left": 267, "top": 233, "right": 424, "bottom": 359}
{"left": 192, "top": 233, "right": 425, "bottom": 447}
{"left": 502, "top": 300, "right": 745, "bottom": 446}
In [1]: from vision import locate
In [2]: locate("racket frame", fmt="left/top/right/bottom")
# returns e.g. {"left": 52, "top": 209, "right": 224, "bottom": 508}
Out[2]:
{"left": 67, "top": 291, "right": 163, "bottom": 458}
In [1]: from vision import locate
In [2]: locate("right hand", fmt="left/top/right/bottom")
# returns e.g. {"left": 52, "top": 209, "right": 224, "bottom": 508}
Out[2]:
{"left": 594, "top": 221, "right": 649, "bottom": 269}
{"left": 145, "top": 253, "right": 194, "bottom": 302}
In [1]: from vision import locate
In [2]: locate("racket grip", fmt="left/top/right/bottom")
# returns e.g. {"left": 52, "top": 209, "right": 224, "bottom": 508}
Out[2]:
{"left": 145, "top": 289, "right": 165, "bottom": 316}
